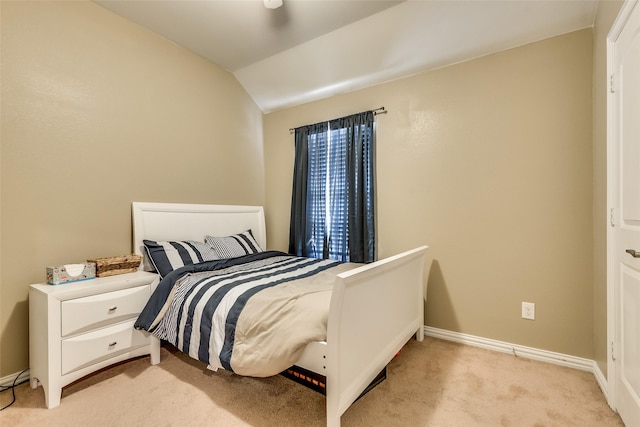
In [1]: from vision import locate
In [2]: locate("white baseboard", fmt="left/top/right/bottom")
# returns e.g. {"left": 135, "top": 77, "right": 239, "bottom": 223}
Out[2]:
{"left": 592, "top": 362, "right": 609, "bottom": 403}
{"left": 423, "top": 326, "right": 609, "bottom": 398}
{"left": 0, "top": 369, "right": 30, "bottom": 389}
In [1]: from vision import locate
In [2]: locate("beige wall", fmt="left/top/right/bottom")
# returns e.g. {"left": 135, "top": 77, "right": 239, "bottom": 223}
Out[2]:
{"left": 0, "top": 0, "right": 623, "bottom": 380}
{"left": 264, "top": 29, "right": 595, "bottom": 358}
{"left": 592, "top": 0, "right": 624, "bottom": 378}
{"left": 0, "top": 1, "right": 264, "bottom": 376}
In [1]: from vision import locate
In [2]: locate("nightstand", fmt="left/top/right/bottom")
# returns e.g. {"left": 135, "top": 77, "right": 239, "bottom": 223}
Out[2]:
{"left": 29, "top": 271, "right": 160, "bottom": 408}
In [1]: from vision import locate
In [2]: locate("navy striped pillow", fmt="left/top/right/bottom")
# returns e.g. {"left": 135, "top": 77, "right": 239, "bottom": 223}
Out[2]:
{"left": 204, "top": 230, "right": 263, "bottom": 259}
{"left": 143, "top": 240, "right": 219, "bottom": 278}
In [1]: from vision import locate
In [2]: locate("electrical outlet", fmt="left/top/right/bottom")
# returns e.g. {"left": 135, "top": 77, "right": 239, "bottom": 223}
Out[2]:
{"left": 522, "top": 302, "right": 535, "bottom": 320}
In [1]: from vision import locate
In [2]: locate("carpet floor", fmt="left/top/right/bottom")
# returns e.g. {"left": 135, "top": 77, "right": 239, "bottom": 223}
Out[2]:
{"left": 0, "top": 337, "right": 624, "bottom": 426}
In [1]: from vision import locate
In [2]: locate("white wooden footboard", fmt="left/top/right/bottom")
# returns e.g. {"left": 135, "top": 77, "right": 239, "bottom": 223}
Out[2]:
{"left": 325, "top": 246, "right": 428, "bottom": 427}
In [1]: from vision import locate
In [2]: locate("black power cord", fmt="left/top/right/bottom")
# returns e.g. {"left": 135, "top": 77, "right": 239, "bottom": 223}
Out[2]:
{"left": 0, "top": 368, "right": 29, "bottom": 411}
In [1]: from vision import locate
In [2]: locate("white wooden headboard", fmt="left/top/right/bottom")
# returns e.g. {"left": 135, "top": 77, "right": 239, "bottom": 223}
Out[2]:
{"left": 132, "top": 202, "right": 267, "bottom": 270}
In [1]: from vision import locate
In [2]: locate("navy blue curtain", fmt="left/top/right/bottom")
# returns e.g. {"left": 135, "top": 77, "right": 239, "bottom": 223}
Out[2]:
{"left": 289, "top": 111, "right": 375, "bottom": 263}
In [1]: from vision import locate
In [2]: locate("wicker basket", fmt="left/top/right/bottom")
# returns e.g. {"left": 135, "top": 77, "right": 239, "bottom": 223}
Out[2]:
{"left": 87, "top": 254, "right": 142, "bottom": 277}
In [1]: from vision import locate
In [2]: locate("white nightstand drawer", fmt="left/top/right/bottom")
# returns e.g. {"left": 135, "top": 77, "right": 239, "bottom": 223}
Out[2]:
{"left": 61, "top": 319, "right": 149, "bottom": 375}
{"left": 61, "top": 285, "right": 150, "bottom": 337}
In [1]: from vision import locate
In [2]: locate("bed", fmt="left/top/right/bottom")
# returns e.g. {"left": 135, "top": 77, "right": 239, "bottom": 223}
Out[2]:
{"left": 131, "top": 201, "right": 428, "bottom": 427}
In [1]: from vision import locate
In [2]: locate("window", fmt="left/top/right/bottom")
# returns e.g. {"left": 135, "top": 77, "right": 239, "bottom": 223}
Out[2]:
{"left": 289, "top": 111, "right": 376, "bottom": 263}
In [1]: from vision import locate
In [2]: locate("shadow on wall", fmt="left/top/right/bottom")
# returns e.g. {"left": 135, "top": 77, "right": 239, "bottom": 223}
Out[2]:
{"left": 0, "top": 300, "right": 29, "bottom": 377}
{"left": 424, "top": 259, "right": 459, "bottom": 332}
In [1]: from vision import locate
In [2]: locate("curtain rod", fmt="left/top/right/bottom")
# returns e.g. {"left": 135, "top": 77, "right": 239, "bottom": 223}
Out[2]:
{"left": 288, "top": 106, "right": 386, "bottom": 133}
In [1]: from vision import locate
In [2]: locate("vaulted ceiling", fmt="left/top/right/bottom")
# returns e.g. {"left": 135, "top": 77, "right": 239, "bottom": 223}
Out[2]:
{"left": 93, "top": 0, "right": 599, "bottom": 113}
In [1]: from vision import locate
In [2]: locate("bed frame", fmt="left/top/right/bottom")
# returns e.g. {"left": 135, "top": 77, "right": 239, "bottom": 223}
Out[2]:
{"left": 132, "top": 202, "right": 428, "bottom": 427}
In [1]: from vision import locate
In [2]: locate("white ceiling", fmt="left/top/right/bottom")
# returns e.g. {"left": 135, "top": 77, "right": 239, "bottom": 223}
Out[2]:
{"left": 93, "top": 0, "right": 599, "bottom": 113}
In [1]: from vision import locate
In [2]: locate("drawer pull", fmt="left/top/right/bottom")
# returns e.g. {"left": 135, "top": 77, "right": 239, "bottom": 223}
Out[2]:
{"left": 108, "top": 341, "right": 117, "bottom": 348}
{"left": 108, "top": 306, "right": 118, "bottom": 313}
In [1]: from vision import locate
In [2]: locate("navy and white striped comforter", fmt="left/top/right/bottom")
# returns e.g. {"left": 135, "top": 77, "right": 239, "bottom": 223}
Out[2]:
{"left": 135, "top": 251, "right": 356, "bottom": 377}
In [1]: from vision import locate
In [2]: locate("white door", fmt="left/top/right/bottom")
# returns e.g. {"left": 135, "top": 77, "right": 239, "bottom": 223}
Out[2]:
{"left": 612, "top": 2, "right": 640, "bottom": 426}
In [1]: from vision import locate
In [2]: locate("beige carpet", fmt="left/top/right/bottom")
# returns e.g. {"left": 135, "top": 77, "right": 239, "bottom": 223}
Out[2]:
{"left": 0, "top": 337, "right": 624, "bottom": 426}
